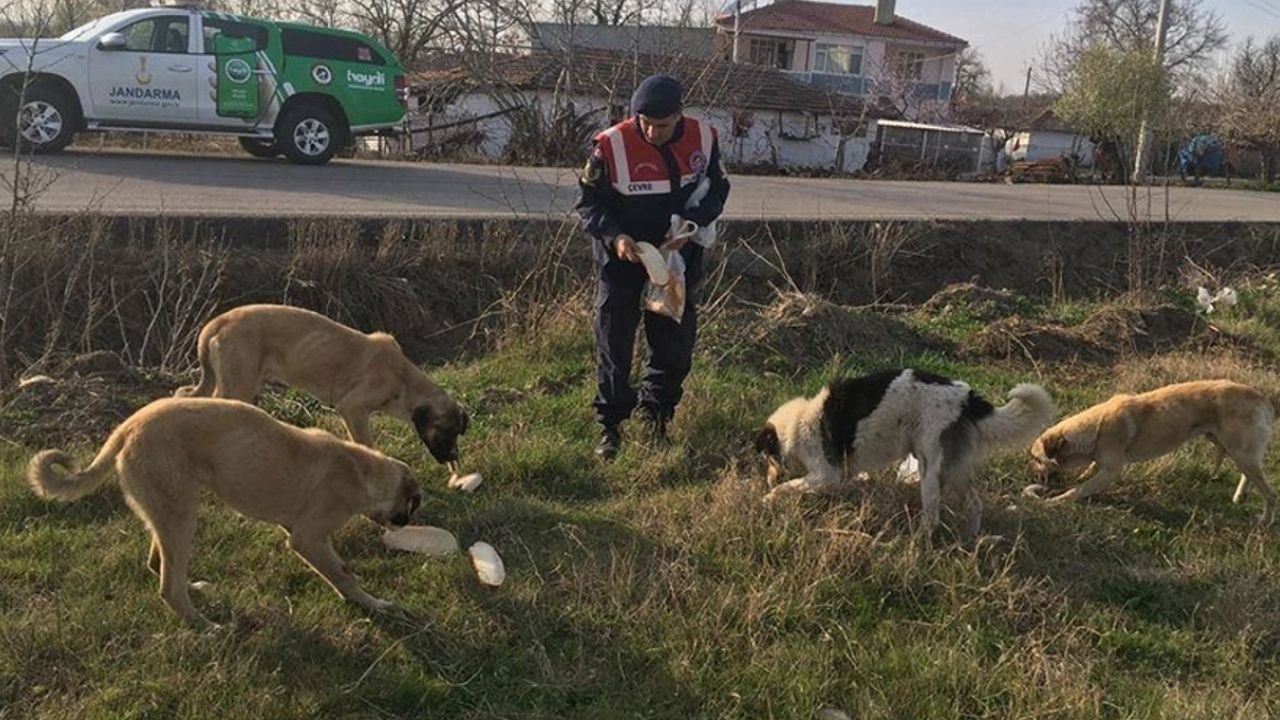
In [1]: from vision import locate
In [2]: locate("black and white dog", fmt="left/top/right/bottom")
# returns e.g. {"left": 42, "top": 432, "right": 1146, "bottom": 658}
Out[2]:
{"left": 754, "top": 369, "right": 1054, "bottom": 540}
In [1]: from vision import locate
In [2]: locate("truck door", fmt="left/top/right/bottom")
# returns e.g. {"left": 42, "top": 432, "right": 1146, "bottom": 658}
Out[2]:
{"left": 196, "top": 16, "right": 272, "bottom": 127}
{"left": 87, "top": 14, "right": 199, "bottom": 124}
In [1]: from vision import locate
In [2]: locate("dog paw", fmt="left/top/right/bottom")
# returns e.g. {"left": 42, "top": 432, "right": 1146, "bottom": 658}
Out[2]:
{"left": 973, "top": 534, "right": 1008, "bottom": 552}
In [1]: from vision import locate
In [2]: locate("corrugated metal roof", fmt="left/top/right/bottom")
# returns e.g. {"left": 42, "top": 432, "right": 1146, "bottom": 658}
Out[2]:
{"left": 411, "top": 48, "right": 894, "bottom": 117}
{"left": 529, "top": 23, "right": 717, "bottom": 58}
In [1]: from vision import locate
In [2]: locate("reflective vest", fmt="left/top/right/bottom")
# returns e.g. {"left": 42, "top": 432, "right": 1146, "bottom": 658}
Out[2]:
{"left": 595, "top": 117, "right": 716, "bottom": 197}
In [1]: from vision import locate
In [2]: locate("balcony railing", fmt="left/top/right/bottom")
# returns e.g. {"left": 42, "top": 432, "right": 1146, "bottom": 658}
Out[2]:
{"left": 782, "top": 71, "right": 952, "bottom": 101}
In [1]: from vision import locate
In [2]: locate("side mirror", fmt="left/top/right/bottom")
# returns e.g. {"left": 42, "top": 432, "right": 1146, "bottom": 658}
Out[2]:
{"left": 97, "top": 32, "right": 126, "bottom": 51}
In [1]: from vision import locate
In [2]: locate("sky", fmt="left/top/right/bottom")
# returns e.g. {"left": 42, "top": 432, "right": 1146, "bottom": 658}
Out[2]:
{"left": 867, "top": 0, "right": 1280, "bottom": 92}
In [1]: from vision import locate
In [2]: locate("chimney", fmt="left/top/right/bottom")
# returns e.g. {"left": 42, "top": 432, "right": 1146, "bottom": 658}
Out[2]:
{"left": 874, "top": 0, "right": 896, "bottom": 25}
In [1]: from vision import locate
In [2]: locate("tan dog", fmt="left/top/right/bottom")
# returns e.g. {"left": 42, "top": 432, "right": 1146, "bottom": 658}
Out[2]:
{"left": 176, "top": 304, "right": 467, "bottom": 468}
{"left": 27, "top": 398, "right": 423, "bottom": 629}
{"left": 1028, "top": 380, "right": 1276, "bottom": 525}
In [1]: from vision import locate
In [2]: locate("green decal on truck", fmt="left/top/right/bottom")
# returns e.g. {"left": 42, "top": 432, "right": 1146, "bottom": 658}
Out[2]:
{"left": 214, "top": 34, "right": 260, "bottom": 118}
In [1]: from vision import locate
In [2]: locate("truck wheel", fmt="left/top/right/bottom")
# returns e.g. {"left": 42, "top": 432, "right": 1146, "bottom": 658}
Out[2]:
{"left": 238, "top": 137, "right": 278, "bottom": 158}
{"left": 276, "top": 105, "right": 343, "bottom": 165}
{"left": 13, "top": 85, "right": 76, "bottom": 153}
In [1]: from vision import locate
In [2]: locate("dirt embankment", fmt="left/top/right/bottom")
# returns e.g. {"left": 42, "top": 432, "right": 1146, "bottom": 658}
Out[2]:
{"left": 1, "top": 212, "right": 1273, "bottom": 444}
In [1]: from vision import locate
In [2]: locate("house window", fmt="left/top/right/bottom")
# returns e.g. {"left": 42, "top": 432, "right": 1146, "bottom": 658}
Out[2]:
{"left": 900, "top": 51, "right": 925, "bottom": 80}
{"left": 814, "top": 43, "right": 862, "bottom": 75}
{"left": 747, "top": 37, "right": 793, "bottom": 69}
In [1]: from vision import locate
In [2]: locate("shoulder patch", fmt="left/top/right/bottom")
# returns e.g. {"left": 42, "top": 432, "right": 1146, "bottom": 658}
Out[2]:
{"left": 582, "top": 151, "right": 604, "bottom": 185}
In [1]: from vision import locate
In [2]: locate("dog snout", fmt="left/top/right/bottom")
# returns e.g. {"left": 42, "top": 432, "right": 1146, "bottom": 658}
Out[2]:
{"left": 428, "top": 445, "right": 457, "bottom": 465}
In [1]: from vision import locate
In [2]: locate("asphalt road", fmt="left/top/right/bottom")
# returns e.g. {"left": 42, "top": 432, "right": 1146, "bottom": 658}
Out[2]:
{"left": 6, "top": 148, "right": 1279, "bottom": 222}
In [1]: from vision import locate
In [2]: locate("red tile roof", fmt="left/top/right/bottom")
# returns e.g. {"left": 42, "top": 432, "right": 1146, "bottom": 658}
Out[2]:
{"left": 716, "top": 1, "right": 967, "bottom": 47}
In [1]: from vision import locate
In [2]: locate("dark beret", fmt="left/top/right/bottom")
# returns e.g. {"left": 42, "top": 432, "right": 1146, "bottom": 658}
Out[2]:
{"left": 630, "top": 74, "right": 684, "bottom": 117}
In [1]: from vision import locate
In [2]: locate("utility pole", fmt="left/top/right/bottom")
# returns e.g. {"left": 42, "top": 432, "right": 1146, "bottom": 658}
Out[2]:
{"left": 1131, "top": 0, "right": 1171, "bottom": 184}
{"left": 1022, "top": 66, "right": 1032, "bottom": 100}
{"left": 732, "top": 0, "right": 741, "bottom": 63}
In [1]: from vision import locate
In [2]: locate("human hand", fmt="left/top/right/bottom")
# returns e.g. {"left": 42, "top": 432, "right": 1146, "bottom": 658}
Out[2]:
{"left": 615, "top": 234, "right": 641, "bottom": 263}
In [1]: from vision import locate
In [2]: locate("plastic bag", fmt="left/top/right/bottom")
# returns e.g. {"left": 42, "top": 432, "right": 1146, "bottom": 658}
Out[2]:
{"left": 644, "top": 250, "right": 686, "bottom": 322}
{"left": 681, "top": 177, "right": 718, "bottom": 249}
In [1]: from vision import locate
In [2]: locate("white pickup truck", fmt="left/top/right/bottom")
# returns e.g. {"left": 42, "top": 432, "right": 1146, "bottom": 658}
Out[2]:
{"left": 0, "top": 3, "right": 408, "bottom": 163}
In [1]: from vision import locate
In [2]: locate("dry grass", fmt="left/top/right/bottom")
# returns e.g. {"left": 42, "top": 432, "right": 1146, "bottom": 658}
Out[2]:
{"left": 3, "top": 223, "right": 1280, "bottom": 718}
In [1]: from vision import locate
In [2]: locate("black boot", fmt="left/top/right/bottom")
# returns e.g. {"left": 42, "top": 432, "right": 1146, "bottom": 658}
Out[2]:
{"left": 595, "top": 425, "right": 622, "bottom": 462}
{"left": 638, "top": 407, "right": 671, "bottom": 446}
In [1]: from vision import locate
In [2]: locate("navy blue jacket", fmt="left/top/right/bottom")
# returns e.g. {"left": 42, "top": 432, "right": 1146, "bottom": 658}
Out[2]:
{"left": 575, "top": 117, "right": 730, "bottom": 261}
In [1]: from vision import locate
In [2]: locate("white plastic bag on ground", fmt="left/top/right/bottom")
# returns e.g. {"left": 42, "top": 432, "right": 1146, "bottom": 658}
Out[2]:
{"left": 1214, "top": 287, "right": 1238, "bottom": 309}
{"left": 1196, "top": 286, "right": 1238, "bottom": 314}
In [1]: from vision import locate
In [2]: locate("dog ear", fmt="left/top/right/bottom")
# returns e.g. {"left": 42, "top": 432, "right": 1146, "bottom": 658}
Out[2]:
{"left": 754, "top": 424, "right": 780, "bottom": 457}
{"left": 412, "top": 405, "right": 432, "bottom": 437}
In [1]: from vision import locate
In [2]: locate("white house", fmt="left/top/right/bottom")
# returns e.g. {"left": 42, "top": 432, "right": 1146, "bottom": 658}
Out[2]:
{"left": 1004, "top": 109, "right": 1095, "bottom": 167}
{"left": 715, "top": 0, "right": 967, "bottom": 121}
{"left": 406, "top": 49, "right": 888, "bottom": 173}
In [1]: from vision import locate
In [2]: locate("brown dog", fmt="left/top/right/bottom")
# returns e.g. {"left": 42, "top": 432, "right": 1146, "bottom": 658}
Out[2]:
{"left": 27, "top": 398, "right": 423, "bottom": 629}
{"left": 176, "top": 304, "right": 467, "bottom": 467}
{"left": 1028, "top": 380, "right": 1276, "bottom": 525}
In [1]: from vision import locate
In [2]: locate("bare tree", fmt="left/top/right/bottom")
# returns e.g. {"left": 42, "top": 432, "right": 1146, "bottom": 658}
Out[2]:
{"left": 1039, "top": 0, "right": 1227, "bottom": 93}
{"left": 950, "top": 47, "right": 992, "bottom": 111}
{"left": 293, "top": 0, "right": 345, "bottom": 27}
{"left": 1217, "top": 36, "right": 1280, "bottom": 183}
{"left": 216, "top": 0, "right": 284, "bottom": 20}
{"left": 865, "top": 50, "right": 948, "bottom": 123}
{"left": 442, "top": 0, "right": 529, "bottom": 53}
{"left": 347, "top": 0, "right": 469, "bottom": 68}
{"left": 587, "top": 0, "right": 643, "bottom": 26}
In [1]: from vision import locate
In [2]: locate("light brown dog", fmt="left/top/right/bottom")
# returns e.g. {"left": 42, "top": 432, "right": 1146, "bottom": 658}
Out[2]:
{"left": 1028, "top": 380, "right": 1276, "bottom": 525}
{"left": 27, "top": 397, "right": 423, "bottom": 629}
{"left": 176, "top": 304, "right": 467, "bottom": 467}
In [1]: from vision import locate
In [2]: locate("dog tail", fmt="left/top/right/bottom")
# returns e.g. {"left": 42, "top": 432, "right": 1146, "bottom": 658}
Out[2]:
{"left": 27, "top": 427, "right": 127, "bottom": 501}
{"left": 175, "top": 323, "right": 218, "bottom": 397}
{"left": 974, "top": 383, "right": 1055, "bottom": 450}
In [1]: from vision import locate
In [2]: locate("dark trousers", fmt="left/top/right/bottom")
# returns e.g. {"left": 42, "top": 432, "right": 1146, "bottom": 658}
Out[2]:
{"left": 593, "top": 244, "right": 702, "bottom": 429}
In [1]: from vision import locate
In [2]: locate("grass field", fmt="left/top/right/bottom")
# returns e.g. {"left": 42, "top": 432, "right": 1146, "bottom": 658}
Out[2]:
{"left": 3, "top": 281, "right": 1280, "bottom": 719}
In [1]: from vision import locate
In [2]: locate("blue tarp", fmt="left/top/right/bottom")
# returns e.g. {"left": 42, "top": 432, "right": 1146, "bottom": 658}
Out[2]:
{"left": 1179, "top": 134, "right": 1227, "bottom": 176}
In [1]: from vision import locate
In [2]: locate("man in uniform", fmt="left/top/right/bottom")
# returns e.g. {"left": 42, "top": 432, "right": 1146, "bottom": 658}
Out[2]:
{"left": 575, "top": 74, "right": 731, "bottom": 461}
